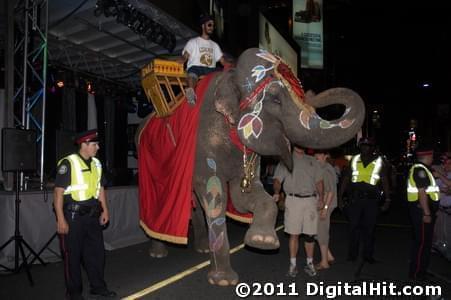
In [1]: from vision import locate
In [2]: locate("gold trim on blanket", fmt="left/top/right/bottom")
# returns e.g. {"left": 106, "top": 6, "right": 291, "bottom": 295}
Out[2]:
{"left": 140, "top": 220, "right": 188, "bottom": 244}
{"left": 225, "top": 212, "right": 253, "bottom": 224}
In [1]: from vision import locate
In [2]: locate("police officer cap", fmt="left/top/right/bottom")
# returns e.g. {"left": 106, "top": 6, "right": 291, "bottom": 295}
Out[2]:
{"left": 75, "top": 129, "right": 99, "bottom": 144}
{"left": 199, "top": 14, "right": 214, "bottom": 25}
{"left": 359, "top": 137, "right": 375, "bottom": 146}
{"left": 415, "top": 144, "right": 434, "bottom": 158}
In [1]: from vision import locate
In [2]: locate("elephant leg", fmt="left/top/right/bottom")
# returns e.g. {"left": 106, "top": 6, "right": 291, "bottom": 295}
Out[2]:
{"left": 149, "top": 238, "right": 168, "bottom": 258}
{"left": 194, "top": 179, "right": 238, "bottom": 286}
{"left": 191, "top": 193, "right": 209, "bottom": 254}
{"left": 229, "top": 178, "right": 280, "bottom": 250}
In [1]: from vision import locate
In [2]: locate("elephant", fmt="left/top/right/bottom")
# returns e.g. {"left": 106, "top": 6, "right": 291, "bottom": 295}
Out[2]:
{"left": 137, "top": 48, "right": 365, "bottom": 286}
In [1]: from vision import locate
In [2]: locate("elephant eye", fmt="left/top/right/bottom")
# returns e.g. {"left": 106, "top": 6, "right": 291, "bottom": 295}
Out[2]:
{"left": 272, "top": 97, "right": 281, "bottom": 105}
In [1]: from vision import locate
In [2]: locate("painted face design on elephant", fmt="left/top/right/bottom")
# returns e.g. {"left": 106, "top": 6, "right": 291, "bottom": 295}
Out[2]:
{"left": 251, "top": 64, "right": 274, "bottom": 82}
{"left": 240, "top": 49, "right": 356, "bottom": 134}
{"left": 237, "top": 79, "right": 284, "bottom": 139}
{"left": 242, "top": 77, "right": 255, "bottom": 93}
{"left": 239, "top": 49, "right": 307, "bottom": 140}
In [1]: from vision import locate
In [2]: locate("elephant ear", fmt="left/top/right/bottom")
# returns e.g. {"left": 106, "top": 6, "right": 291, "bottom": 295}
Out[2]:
{"left": 214, "top": 70, "right": 241, "bottom": 125}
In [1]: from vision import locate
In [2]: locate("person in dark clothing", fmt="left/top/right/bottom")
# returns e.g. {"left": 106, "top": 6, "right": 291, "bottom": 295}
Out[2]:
{"left": 338, "top": 137, "right": 391, "bottom": 263}
{"left": 407, "top": 146, "right": 440, "bottom": 281}
{"left": 54, "top": 129, "right": 116, "bottom": 300}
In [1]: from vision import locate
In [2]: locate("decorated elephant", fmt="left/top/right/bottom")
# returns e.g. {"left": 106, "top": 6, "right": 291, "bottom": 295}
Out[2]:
{"left": 137, "top": 48, "right": 365, "bottom": 286}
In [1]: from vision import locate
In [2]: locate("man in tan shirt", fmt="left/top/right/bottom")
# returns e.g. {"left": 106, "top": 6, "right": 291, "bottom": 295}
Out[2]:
{"left": 273, "top": 146, "right": 324, "bottom": 277}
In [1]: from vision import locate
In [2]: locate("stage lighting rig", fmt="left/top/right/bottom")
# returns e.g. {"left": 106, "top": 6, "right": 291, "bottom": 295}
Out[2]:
{"left": 94, "top": 0, "right": 176, "bottom": 52}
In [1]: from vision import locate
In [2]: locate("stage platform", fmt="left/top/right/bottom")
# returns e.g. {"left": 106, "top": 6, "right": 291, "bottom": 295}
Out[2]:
{"left": 0, "top": 185, "right": 148, "bottom": 269}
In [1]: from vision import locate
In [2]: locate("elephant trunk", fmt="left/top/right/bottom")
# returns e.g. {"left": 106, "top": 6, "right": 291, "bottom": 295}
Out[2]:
{"left": 289, "top": 87, "right": 365, "bottom": 149}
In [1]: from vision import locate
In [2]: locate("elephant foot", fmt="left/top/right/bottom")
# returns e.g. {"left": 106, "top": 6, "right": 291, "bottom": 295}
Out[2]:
{"left": 194, "top": 237, "right": 210, "bottom": 254}
{"left": 149, "top": 240, "right": 168, "bottom": 258}
{"left": 207, "top": 268, "right": 239, "bottom": 286}
{"left": 244, "top": 228, "right": 280, "bottom": 250}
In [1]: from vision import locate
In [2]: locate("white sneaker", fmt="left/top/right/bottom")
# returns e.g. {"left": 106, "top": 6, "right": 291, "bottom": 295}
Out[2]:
{"left": 185, "top": 87, "right": 196, "bottom": 105}
{"left": 304, "top": 262, "right": 316, "bottom": 277}
{"left": 286, "top": 264, "right": 298, "bottom": 277}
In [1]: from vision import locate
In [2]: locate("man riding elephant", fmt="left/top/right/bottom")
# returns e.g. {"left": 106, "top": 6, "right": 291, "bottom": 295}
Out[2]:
{"left": 137, "top": 48, "right": 365, "bottom": 286}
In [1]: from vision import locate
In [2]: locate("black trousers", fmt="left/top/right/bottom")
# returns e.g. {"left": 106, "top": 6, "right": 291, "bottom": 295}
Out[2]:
{"left": 346, "top": 195, "right": 379, "bottom": 260}
{"left": 60, "top": 212, "right": 106, "bottom": 296}
{"left": 409, "top": 203, "right": 435, "bottom": 280}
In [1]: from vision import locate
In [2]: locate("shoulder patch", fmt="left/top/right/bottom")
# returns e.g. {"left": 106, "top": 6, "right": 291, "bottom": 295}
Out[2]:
{"left": 417, "top": 170, "right": 426, "bottom": 178}
{"left": 58, "top": 165, "right": 67, "bottom": 175}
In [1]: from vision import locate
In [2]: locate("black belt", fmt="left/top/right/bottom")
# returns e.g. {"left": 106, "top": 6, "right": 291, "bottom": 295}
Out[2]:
{"left": 289, "top": 193, "right": 316, "bottom": 198}
{"left": 64, "top": 203, "right": 102, "bottom": 217}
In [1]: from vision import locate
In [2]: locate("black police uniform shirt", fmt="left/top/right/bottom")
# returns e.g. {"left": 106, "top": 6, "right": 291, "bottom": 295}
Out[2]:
{"left": 55, "top": 153, "right": 107, "bottom": 205}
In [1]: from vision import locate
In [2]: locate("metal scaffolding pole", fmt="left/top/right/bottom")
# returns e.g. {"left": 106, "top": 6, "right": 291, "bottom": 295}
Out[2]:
{"left": 13, "top": 0, "right": 48, "bottom": 188}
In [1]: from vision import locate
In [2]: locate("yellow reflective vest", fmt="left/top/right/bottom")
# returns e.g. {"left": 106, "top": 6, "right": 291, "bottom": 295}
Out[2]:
{"left": 351, "top": 154, "right": 383, "bottom": 185}
{"left": 58, "top": 154, "right": 102, "bottom": 201}
{"left": 407, "top": 164, "right": 439, "bottom": 202}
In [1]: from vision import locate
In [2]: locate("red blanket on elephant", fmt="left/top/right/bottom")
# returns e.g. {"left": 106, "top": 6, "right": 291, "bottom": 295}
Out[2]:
{"left": 139, "top": 73, "right": 252, "bottom": 244}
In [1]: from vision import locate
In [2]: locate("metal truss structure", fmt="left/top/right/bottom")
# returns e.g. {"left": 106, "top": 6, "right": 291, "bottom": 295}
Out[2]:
{"left": 12, "top": 0, "right": 48, "bottom": 188}
{"left": 3, "top": 0, "right": 196, "bottom": 189}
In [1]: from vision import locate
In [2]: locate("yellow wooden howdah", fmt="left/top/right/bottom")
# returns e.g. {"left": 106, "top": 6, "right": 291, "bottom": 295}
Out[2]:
{"left": 141, "top": 59, "right": 187, "bottom": 117}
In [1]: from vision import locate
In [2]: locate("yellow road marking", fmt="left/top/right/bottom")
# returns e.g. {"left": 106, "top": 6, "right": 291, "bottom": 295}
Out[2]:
{"left": 122, "top": 225, "right": 285, "bottom": 299}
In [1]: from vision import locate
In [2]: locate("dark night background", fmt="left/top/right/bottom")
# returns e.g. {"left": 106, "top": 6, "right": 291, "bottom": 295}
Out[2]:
{"left": 151, "top": 0, "right": 451, "bottom": 159}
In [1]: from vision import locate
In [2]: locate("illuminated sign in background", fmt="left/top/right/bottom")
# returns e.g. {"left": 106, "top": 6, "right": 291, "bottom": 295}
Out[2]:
{"left": 292, "top": 0, "right": 324, "bottom": 69}
{"left": 259, "top": 13, "right": 298, "bottom": 75}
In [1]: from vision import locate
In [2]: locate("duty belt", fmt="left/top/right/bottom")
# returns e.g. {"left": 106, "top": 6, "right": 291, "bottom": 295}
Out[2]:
{"left": 63, "top": 203, "right": 102, "bottom": 217}
{"left": 289, "top": 193, "right": 317, "bottom": 198}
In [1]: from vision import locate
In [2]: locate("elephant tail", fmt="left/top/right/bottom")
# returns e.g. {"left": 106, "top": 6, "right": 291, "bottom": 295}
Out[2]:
{"left": 135, "top": 112, "right": 155, "bottom": 149}
{"left": 296, "top": 87, "right": 365, "bottom": 149}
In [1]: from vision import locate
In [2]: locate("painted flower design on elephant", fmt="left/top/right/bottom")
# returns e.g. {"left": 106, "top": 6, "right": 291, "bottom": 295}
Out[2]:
{"left": 204, "top": 158, "right": 226, "bottom": 254}
{"left": 242, "top": 77, "right": 255, "bottom": 93}
{"left": 238, "top": 80, "right": 283, "bottom": 140}
{"left": 251, "top": 49, "right": 282, "bottom": 83}
{"left": 204, "top": 158, "right": 224, "bottom": 218}
{"left": 299, "top": 109, "right": 356, "bottom": 130}
{"left": 237, "top": 113, "right": 263, "bottom": 139}
{"left": 208, "top": 217, "right": 225, "bottom": 252}
{"left": 251, "top": 65, "right": 274, "bottom": 83}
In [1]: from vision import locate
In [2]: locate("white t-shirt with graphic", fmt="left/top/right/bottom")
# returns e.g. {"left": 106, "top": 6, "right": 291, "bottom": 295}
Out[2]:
{"left": 183, "top": 37, "right": 223, "bottom": 69}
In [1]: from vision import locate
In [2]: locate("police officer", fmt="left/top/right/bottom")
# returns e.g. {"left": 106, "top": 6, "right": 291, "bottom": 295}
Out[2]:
{"left": 407, "top": 145, "right": 440, "bottom": 281}
{"left": 54, "top": 129, "right": 116, "bottom": 300}
{"left": 338, "top": 137, "right": 391, "bottom": 263}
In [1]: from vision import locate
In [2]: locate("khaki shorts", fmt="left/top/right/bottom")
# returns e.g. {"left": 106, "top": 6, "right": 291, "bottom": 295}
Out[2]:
{"left": 284, "top": 195, "right": 318, "bottom": 235}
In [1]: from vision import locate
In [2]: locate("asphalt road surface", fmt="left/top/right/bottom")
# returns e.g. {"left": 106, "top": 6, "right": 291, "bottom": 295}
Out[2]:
{"left": 1, "top": 199, "right": 450, "bottom": 300}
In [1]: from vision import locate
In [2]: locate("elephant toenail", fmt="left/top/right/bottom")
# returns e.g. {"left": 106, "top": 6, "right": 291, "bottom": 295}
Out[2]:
{"left": 218, "top": 280, "right": 229, "bottom": 286}
{"left": 252, "top": 235, "right": 264, "bottom": 242}
{"left": 264, "top": 236, "right": 275, "bottom": 243}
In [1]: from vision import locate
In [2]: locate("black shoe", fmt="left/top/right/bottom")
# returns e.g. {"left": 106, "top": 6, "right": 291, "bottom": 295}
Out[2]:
{"left": 89, "top": 289, "right": 117, "bottom": 299}
{"left": 364, "top": 257, "right": 376, "bottom": 264}
{"left": 347, "top": 255, "right": 357, "bottom": 262}
{"left": 67, "top": 294, "right": 84, "bottom": 300}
